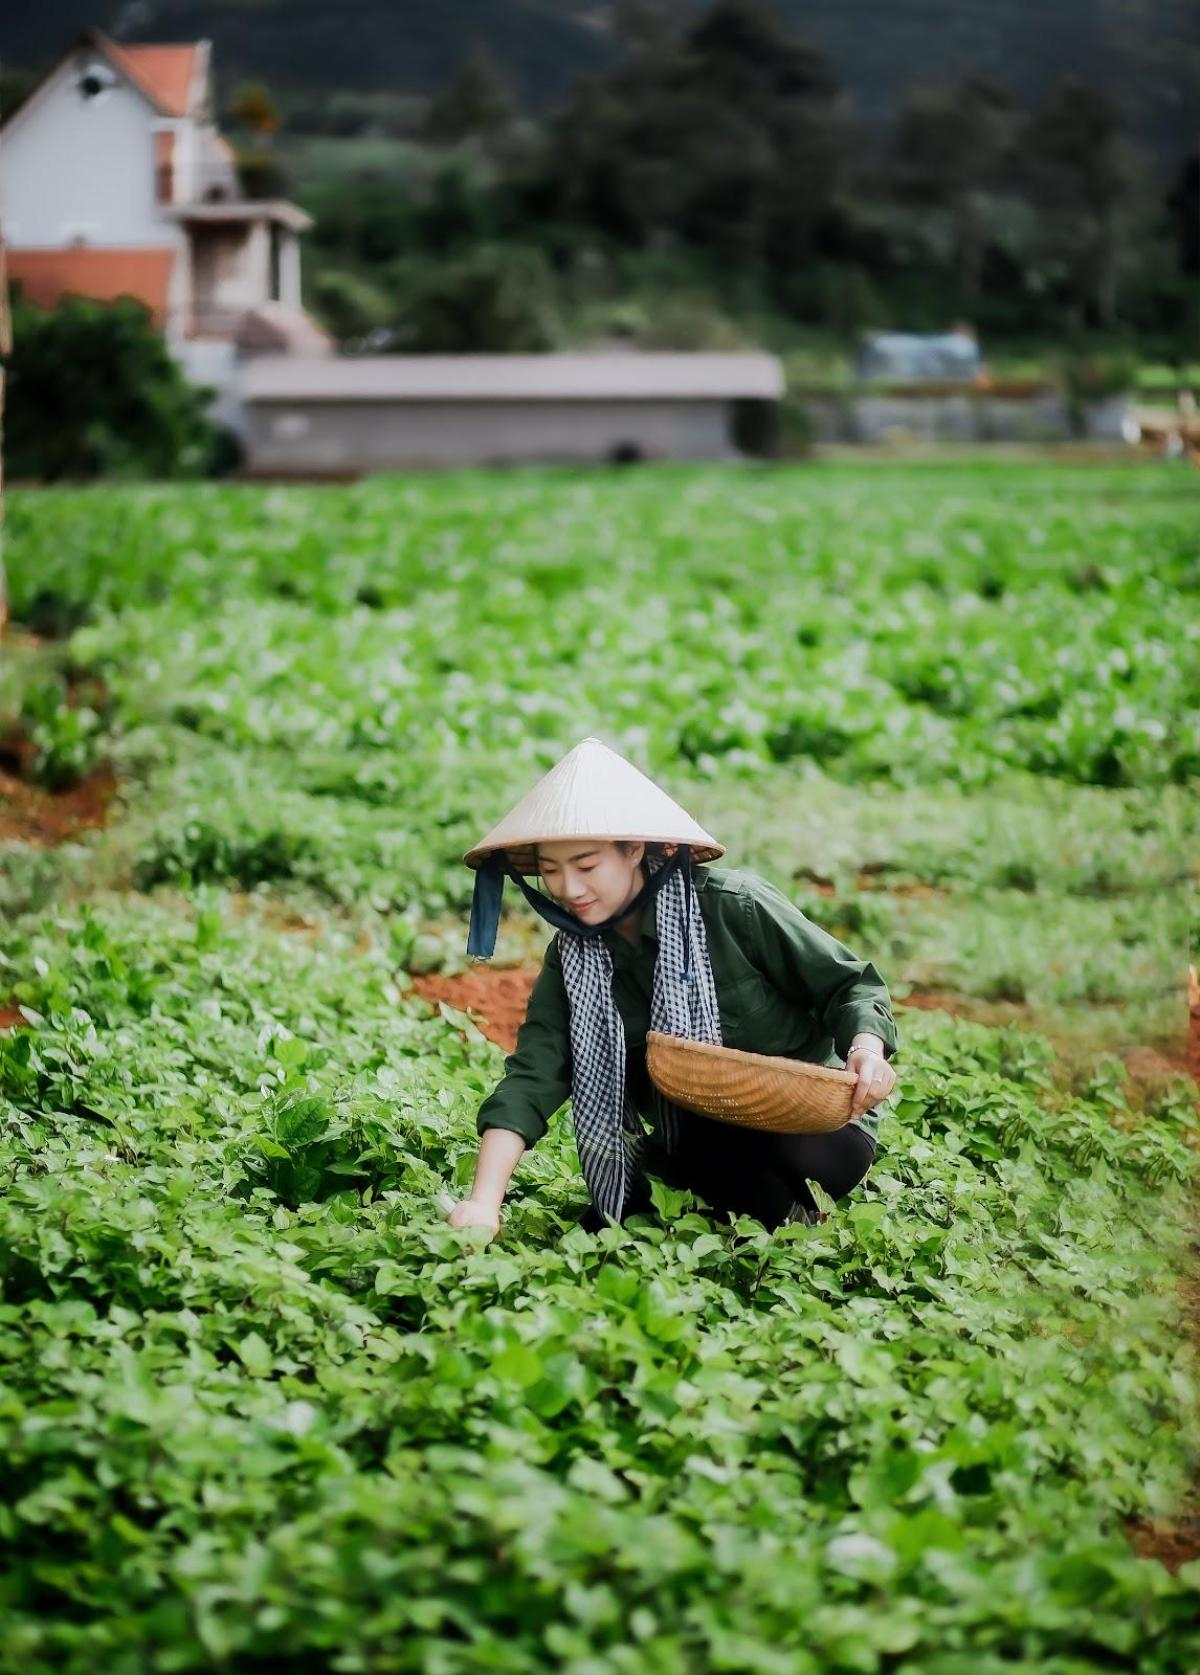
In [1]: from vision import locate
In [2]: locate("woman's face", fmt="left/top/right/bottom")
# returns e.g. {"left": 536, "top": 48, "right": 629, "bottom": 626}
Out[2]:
{"left": 534, "top": 838, "right": 646, "bottom": 925}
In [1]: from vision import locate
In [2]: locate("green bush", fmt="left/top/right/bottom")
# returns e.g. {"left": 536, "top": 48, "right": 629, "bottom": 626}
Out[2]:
{"left": 387, "top": 244, "right": 561, "bottom": 352}
{"left": 310, "top": 268, "right": 393, "bottom": 343}
{"left": 626, "top": 292, "right": 749, "bottom": 351}
{"left": 3, "top": 293, "right": 220, "bottom": 482}
{"left": 1056, "top": 347, "right": 1139, "bottom": 434}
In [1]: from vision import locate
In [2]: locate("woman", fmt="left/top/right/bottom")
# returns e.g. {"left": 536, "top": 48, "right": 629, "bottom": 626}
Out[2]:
{"left": 447, "top": 737, "right": 898, "bottom": 1238}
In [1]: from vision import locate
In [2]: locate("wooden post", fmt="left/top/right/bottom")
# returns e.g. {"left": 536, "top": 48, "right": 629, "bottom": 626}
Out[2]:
{"left": 1188, "top": 965, "right": 1200, "bottom": 1085}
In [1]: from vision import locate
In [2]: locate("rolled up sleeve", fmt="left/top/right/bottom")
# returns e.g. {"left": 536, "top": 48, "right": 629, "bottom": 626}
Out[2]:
{"left": 742, "top": 877, "right": 899, "bottom": 1064}
{"left": 475, "top": 937, "right": 573, "bottom": 1149}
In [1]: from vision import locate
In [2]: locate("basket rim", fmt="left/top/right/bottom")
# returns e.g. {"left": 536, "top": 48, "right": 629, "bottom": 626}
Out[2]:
{"left": 646, "top": 1030, "right": 859, "bottom": 1088}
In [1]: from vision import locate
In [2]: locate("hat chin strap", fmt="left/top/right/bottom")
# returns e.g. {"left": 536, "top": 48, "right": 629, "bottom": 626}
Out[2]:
{"left": 467, "top": 846, "right": 690, "bottom": 960}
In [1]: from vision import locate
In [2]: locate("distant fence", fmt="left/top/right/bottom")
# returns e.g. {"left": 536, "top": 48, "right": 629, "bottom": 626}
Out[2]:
{"left": 791, "top": 384, "right": 1132, "bottom": 446}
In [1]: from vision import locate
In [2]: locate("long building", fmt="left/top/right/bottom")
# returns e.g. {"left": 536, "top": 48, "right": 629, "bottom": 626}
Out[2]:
{"left": 239, "top": 351, "right": 786, "bottom": 473}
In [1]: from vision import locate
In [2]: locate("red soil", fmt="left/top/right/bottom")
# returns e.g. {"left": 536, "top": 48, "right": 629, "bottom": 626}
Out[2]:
{"left": 898, "top": 987, "right": 985, "bottom": 1015}
{"left": 855, "top": 862, "right": 948, "bottom": 898}
{"left": 792, "top": 865, "right": 948, "bottom": 900}
{"left": 0, "top": 656, "right": 118, "bottom": 846}
{"left": 1123, "top": 1045, "right": 1196, "bottom": 1086}
{"left": 1126, "top": 1517, "right": 1200, "bottom": 1575}
{"left": 0, "top": 749, "right": 119, "bottom": 846}
{"left": 409, "top": 965, "right": 540, "bottom": 1053}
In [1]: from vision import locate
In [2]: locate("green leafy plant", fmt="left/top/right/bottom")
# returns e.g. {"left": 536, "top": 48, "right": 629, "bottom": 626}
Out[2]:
{"left": 18, "top": 674, "right": 107, "bottom": 790}
{"left": 1, "top": 461, "right": 1198, "bottom": 1669}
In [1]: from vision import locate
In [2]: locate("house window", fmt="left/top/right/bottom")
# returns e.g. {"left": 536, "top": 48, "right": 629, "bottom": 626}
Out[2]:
{"left": 76, "top": 63, "right": 116, "bottom": 102}
{"left": 155, "top": 132, "right": 176, "bottom": 204}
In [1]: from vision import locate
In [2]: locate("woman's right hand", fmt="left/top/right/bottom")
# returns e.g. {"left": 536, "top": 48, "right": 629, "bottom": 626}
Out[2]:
{"left": 446, "top": 1198, "right": 501, "bottom": 1239}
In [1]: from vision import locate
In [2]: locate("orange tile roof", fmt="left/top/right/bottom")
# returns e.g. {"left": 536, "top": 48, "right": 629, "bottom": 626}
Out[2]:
{"left": 8, "top": 248, "right": 176, "bottom": 327}
{"left": 103, "top": 41, "right": 201, "bottom": 117}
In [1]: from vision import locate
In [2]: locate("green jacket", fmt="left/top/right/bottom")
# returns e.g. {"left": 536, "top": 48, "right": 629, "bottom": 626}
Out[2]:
{"left": 476, "top": 866, "right": 899, "bottom": 1151}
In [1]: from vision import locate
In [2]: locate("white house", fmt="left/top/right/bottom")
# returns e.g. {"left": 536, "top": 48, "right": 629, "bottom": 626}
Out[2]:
{"left": 0, "top": 30, "right": 328, "bottom": 424}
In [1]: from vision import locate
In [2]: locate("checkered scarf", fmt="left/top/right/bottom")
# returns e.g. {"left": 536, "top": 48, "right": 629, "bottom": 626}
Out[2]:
{"left": 557, "top": 850, "right": 722, "bottom": 1225}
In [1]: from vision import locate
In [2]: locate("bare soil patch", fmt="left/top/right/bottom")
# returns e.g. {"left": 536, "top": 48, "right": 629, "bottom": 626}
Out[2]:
{"left": 0, "top": 756, "right": 119, "bottom": 847}
{"left": 1122, "top": 1044, "right": 1196, "bottom": 1092}
{"left": 792, "top": 865, "right": 949, "bottom": 900}
{"left": 0, "top": 652, "right": 116, "bottom": 847}
{"left": 409, "top": 965, "right": 539, "bottom": 1053}
{"left": 855, "top": 862, "right": 949, "bottom": 898}
{"left": 895, "top": 986, "right": 1033, "bottom": 1028}
{"left": 1126, "top": 1516, "right": 1200, "bottom": 1575}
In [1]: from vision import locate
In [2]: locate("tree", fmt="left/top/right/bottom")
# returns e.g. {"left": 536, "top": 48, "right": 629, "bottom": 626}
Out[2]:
{"left": 226, "top": 80, "right": 281, "bottom": 144}
{"left": 1017, "top": 76, "right": 1153, "bottom": 327}
{"left": 225, "top": 79, "right": 286, "bottom": 200}
{"left": 0, "top": 65, "right": 37, "bottom": 125}
{"left": 889, "top": 76, "right": 1024, "bottom": 298}
{"left": 422, "top": 46, "right": 517, "bottom": 143}
{"left": 388, "top": 245, "right": 560, "bottom": 352}
{"left": 610, "top": 0, "right": 681, "bottom": 57}
{"left": 1165, "top": 148, "right": 1199, "bottom": 276}
{"left": 3, "top": 294, "right": 219, "bottom": 481}
{"left": 310, "top": 269, "right": 392, "bottom": 345}
{"left": 536, "top": 0, "right": 847, "bottom": 289}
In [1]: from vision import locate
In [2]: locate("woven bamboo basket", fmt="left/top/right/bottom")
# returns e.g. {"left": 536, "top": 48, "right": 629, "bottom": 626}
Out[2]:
{"left": 646, "top": 1031, "right": 859, "bottom": 1134}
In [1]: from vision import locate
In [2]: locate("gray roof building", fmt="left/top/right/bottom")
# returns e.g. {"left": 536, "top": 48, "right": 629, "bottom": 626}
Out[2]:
{"left": 239, "top": 351, "right": 785, "bottom": 474}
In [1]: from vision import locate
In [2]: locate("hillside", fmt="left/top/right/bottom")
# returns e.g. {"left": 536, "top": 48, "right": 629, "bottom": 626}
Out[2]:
{"left": 3, "top": 0, "right": 1197, "bottom": 166}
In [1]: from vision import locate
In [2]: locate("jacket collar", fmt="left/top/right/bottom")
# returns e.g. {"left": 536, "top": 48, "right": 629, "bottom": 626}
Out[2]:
{"left": 603, "top": 863, "right": 712, "bottom": 953}
{"left": 600, "top": 894, "right": 659, "bottom": 954}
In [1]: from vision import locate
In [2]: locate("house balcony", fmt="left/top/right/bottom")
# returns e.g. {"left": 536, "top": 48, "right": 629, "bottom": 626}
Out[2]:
{"left": 156, "top": 156, "right": 310, "bottom": 220}
{"left": 166, "top": 198, "right": 313, "bottom": 233}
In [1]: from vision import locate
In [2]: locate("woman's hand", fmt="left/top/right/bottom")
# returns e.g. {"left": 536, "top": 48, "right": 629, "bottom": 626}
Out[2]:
{"left": 845, "top": 1034, "right": 897, "bottom": 1117}
{"left": 446, "top": 1198, "right": 501, "bottom": 1239}
{"left": 443, "top": 1132, "right": 524, "bottom": 1243}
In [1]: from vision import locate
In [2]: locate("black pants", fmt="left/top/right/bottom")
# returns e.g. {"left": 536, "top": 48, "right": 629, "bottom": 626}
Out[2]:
{"left": 579, "top": 1114, "right": 877, "bottom": 1233}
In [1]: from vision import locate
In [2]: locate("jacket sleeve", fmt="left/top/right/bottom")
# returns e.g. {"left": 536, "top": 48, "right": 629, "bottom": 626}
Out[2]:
{"left": 475, "top": 936, "right": 573, "bottom": 1149}
{"left": 740, "top": 876, "right": 899, "bottom": 1064}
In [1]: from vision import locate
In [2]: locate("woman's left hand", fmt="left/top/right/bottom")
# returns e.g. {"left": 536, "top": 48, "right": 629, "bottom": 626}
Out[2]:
{"left": 845, "top": 1039, "right": 897, "bottom": 1117}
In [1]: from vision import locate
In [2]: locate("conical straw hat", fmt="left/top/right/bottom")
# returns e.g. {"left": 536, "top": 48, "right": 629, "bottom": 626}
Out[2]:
{"left": 463, "top": 736, "right": 724, "bottom": 874}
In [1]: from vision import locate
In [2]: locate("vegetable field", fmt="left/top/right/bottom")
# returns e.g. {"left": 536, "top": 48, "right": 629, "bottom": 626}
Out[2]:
{"left": 2, "top": 459, "right": 1199, "bottom": 1672}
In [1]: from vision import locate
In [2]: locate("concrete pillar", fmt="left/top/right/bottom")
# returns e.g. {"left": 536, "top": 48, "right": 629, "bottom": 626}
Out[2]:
{"left": 280, "top": 230, "right": 301, "bottom": 309}
{"left": 248, "top": 221, "right": 270, "bottom": 304}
